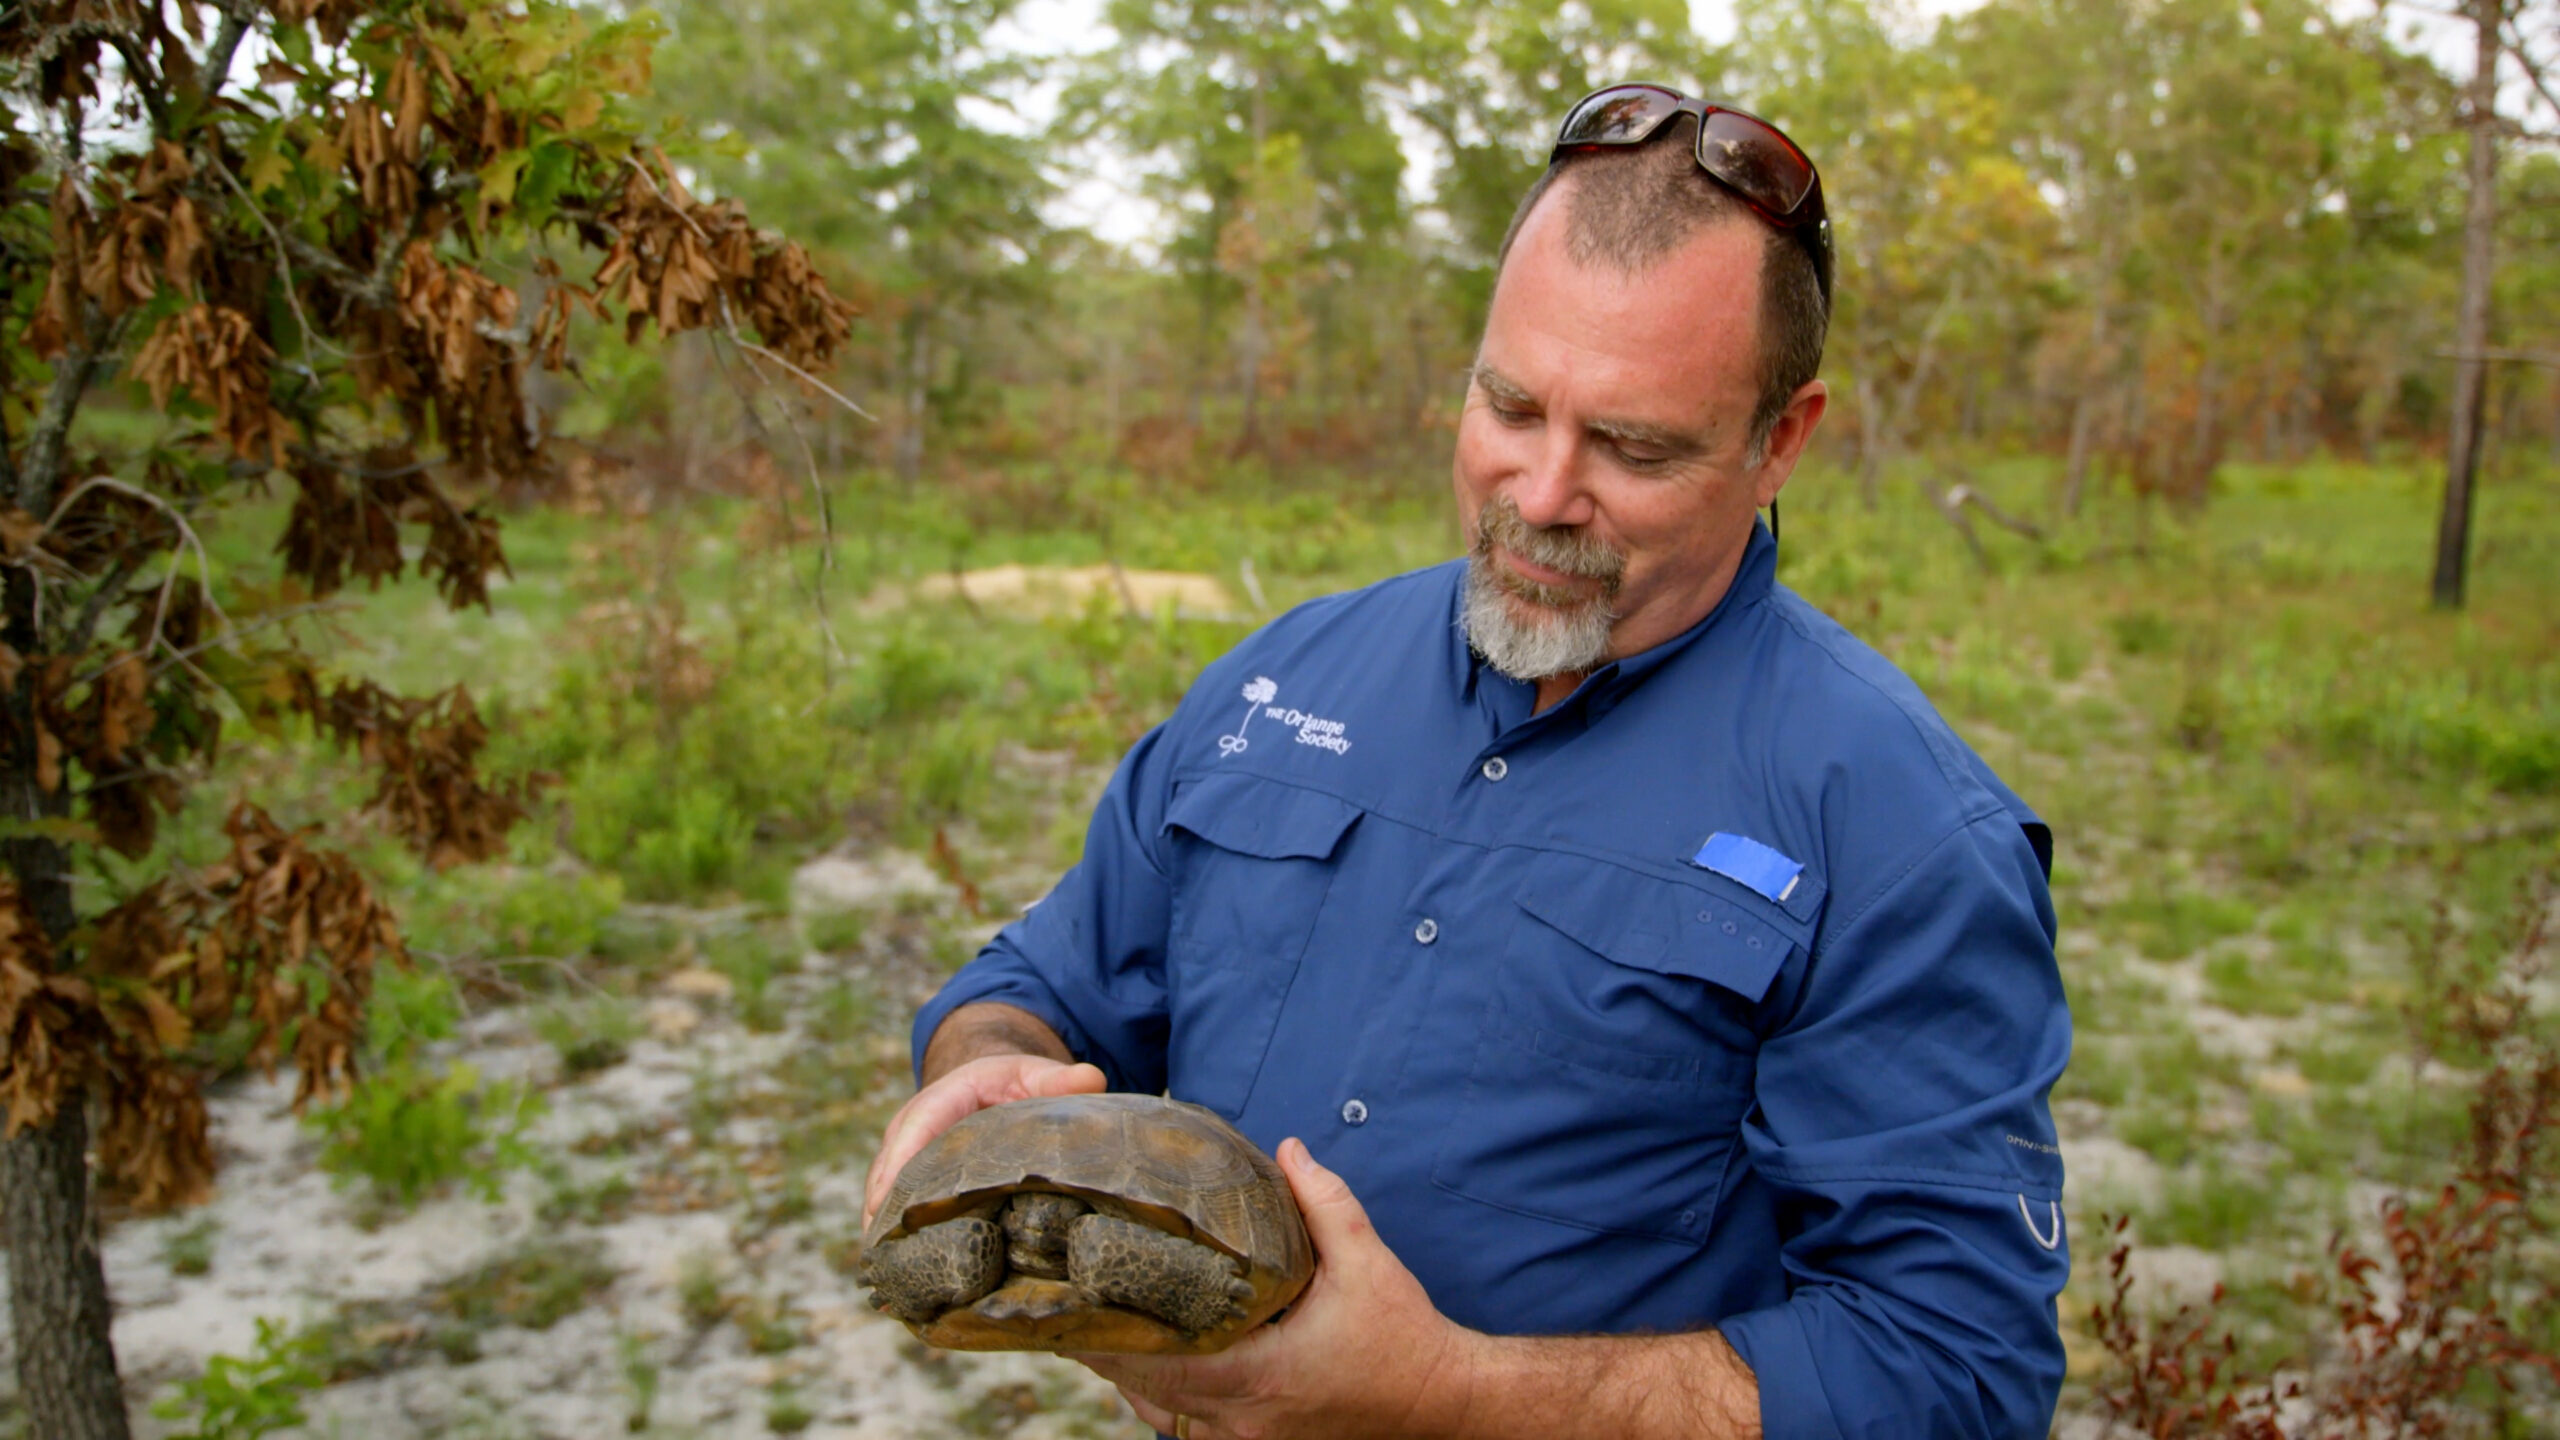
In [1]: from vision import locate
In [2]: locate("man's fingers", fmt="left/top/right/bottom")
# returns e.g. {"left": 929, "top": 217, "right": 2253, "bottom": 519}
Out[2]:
{"left": 863, "top": 1100, "right": 939, "bottom": 1223}
{"left": 1115, "top": 1387, "right": 1180, "bottom": 1436}
{"left": 1028, "top": 1061, "right": 1107, "bottom": 1098}
{"left": 1278, "top": 1136, "right": 1375, "bottom": 1254}
{"left": 863, "top": 1058, "right": 1106, "bottom": 1227}
{"left": 862, "top": 1083, "right": 986, "bottom": 1225}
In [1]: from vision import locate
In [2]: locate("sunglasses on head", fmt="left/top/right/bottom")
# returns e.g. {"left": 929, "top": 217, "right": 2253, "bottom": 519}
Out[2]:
{"left": 1552, "top": 84, "right": 1834, "bottom": 306}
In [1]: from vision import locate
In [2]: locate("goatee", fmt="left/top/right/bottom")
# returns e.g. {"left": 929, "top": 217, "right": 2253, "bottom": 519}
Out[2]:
{"left": 1459, "top": 496, "right": 1625, "bottom": 681}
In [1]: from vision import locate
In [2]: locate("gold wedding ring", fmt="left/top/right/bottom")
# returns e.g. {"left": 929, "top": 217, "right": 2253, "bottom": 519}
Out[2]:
{"left": 1172, "top": 1416, "right": 1194, "bottom": 1440}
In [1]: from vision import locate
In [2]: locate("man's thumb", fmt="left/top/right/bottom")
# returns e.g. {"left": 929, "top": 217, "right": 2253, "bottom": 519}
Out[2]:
{"left": 1277, "top": 1136, "right": 1373, "bottom": 1253}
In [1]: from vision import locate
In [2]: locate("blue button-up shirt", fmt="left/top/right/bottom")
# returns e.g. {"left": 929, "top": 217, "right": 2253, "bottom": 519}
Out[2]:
{"left": 915, "top": 525, "right": 2072, "bottom": 1440}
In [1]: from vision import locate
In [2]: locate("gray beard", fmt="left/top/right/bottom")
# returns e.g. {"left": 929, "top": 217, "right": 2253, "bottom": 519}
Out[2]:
{"left": 1460, "top": 555, "right": 1618, "bottom": 681}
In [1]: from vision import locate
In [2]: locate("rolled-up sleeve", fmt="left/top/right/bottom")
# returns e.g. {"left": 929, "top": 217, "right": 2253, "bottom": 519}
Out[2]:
{"left": 1717, "top": 814, "right": 2072, "bottom": 1440}
{"left": 910, "top": 722, "right": 1180, "bottom": 1095}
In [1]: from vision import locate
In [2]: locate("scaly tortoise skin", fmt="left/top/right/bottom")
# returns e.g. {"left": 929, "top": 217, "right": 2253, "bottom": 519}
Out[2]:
{"left": 858, "top": 1093, "right": 1313, "bottom": 1354}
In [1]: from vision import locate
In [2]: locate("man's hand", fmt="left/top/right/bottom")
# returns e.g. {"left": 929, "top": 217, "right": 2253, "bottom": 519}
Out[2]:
{"left": 1072, "top": 1138, "right": 1479, "bottom": 1440}
{"left": 865, "top": 1000, "right": 1103, "bottom": 1228}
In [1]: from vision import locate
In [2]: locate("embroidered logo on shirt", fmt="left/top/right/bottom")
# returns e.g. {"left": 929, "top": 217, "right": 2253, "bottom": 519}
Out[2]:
{"left": 1216, "top": 676, "right": 1352, "bottom": 757}
{"left": 1218, "top": 677, "right": 1278, "bottom": 755}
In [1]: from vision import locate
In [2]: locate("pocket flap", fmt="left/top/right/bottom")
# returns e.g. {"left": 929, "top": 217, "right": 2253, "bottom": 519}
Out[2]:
{"left": 1516, "top": 852, "right": 1791, "bottom": 1003}
{"left": 1164, "top": 772, "right": 1361, "bottom": 861}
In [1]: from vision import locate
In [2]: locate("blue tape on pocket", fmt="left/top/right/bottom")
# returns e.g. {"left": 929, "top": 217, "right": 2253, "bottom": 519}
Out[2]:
{"left": 1690, "top": 832, "right": 1804, "bottom": 904}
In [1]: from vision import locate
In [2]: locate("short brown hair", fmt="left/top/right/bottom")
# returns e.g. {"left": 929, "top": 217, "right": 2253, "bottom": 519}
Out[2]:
{"left": 1494, "top": 114, "right": 1829, "bottom": 463}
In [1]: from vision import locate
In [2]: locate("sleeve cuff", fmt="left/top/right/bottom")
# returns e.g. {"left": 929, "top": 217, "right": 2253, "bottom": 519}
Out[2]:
{"left": 1718, "top": 1303, "right": 1845, "bottom": 1440}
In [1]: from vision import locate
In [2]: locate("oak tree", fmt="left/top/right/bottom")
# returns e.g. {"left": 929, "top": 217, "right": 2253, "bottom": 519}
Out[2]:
{"left": 0, "top": 1, "right": 855, "bottom": 1432}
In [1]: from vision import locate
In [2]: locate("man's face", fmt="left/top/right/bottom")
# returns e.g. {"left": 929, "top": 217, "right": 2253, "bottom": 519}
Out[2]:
{"left": 1453, "top": 185, "right": 1823, "bottom": 681}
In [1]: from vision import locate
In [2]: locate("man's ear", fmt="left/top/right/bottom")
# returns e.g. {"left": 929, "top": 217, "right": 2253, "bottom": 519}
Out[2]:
{"left": 1752, "top": 379, "right": 1828, "bottom": 508}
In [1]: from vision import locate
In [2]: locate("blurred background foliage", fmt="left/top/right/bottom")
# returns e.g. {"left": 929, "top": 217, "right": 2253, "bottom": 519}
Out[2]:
{"left": 557, "top": 0, "right": 2560, "bottom": 510}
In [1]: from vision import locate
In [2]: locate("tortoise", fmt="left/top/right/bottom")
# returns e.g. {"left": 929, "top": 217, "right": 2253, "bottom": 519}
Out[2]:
{"left": 858, "top": 1092, "right": 1314, "bottom": 1354}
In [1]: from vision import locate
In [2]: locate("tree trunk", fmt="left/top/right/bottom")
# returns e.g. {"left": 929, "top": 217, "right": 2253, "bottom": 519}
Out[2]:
{"left": 3, "top": 313, "right": 133, "bottom": 1437}
{"left": 4, "top": 1106, "right": 132, "bottom": 1440}
{"left": 2547, "top": 370, "right": 2558, "bottom": 471}
{"left": 2432, "top": 0, "right": 2500, "bottom": 611}
{"left": 2, "top": 562, "right": 131, "bottom": 1436}
{"left": 2062, "top": 377, "right": 2101, "bottom": 519}
{"left": 894, "top": 314, "right": 932, "bottom": 494}
{"left": 1854, "top": 373, "right": 1886, "bottom": 508}
{"left": 2185, "top": 352, "right": 2224, "bottom": 509}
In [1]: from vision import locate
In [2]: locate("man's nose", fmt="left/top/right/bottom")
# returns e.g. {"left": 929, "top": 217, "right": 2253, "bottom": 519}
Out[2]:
{"left": 1506, "top": 430, "right": 1596, "bottom": 530}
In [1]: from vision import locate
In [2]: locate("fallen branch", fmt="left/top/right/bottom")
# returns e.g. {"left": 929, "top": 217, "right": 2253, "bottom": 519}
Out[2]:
{"left": 1942, "top": 483, "right": 2048, "bottom": 541}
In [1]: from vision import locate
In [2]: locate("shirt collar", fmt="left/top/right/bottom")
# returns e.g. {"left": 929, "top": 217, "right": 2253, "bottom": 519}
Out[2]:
{"left": 1449, "top": 519, "right": 1780, "bottom": 726}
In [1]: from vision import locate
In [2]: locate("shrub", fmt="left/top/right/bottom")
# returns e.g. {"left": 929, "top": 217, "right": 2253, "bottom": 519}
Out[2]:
{"left": 533, "top": 996, "right": 646, "bottom": 1077}
{"left": 363, "top": 963, "right": 462, "bottom": 1063}
{"left": 492, "top": 870, "right": 629, "bottom": 958}
{"left": 151, "top": 1318, "right": 327, "bottom": 1440}
{"left": 308, "top": 1060, "right": 544, "bottom": 1208}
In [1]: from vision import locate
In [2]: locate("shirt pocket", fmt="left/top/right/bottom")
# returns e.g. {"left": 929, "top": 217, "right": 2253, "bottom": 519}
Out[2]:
{"left": 1161, "top": 772, "right": 1363, "bottom": 1118}
{"left": 1431, "top": 851, "right": 1791, "bottom": 1246}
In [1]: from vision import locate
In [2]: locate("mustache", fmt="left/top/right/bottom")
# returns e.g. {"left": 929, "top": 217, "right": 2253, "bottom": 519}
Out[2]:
{"left": 1471, "top": 496, "right": 1625, "bottom": 597}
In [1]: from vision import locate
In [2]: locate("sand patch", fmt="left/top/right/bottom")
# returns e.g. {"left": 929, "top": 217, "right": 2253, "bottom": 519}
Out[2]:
{"left": 866, "top": 564, "right": 1240, "bottom": 621}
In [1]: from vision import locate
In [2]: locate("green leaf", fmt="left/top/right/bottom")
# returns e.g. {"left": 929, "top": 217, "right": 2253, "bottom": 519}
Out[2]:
{"left": 273, "top": 20, "right": 315, "bottom": 74}
{"left": 243, "top": 126, "right": 292, "bottom": 194}
{"left": 473, "top": 147, "right": 531, "bottom": 236}
{"left": 514, "top": 141, "right": 579, "bottom": 221}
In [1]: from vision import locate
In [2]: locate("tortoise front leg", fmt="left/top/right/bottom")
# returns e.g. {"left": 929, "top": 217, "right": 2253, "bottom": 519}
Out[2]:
{"left": 861, "top": 1217, "right": 1006, "bottom": 1326}
{"left": 1067, "top": 1214, "right": 1256, "bottom": 1336}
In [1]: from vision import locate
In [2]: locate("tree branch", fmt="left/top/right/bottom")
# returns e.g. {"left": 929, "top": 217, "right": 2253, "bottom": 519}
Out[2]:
{"left": 103, "top": 34, "right": 171, "bottom": 136}
{"left": 47, "top": 475, "right": 234, "bottom": 665}
{"left": 64, "top": 554, "right": 144, "bottom": 658}
{"left": 202, "top": 5, "right": 255, "bottom": 104}
{"left": 0, "top": 362, "right": 19, "bottom": 504}
{"left": 16, "top": 305, "right": 124, "bottom": 517}
{"left": 2503, "top": 15, "right": 2559, "bottom": 120}
{"left": 204, "top": 152, "right": 345, "bottom": 360}
{"left": 276, "top": 228, "right": 391, "bottom": 305}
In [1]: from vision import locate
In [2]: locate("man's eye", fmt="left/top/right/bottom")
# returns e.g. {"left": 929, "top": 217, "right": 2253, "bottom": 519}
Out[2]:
{"left": 1489, "top": 404, "right": 1537, "bottom": 427}
{"left": 1613, "top": 447, "right": 1672, "bottom": 471}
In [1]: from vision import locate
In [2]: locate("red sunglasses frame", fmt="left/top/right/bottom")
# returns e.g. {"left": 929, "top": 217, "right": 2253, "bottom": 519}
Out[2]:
{"left": 1551, "top": 84, "right": 1834, "bottom": 306}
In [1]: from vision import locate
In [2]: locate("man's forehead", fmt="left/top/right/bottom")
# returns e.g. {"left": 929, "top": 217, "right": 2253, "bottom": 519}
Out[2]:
{"left": 1482, "top": 203, "right": 1763, "bottom": 405}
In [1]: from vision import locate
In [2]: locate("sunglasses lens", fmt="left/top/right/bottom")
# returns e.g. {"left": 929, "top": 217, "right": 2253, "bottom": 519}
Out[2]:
{"left": 1696, "top": 111, "right": 1815, "bottom": 218}
{"left": 1557, "top": 86, "right": 1681, "bottom": 147}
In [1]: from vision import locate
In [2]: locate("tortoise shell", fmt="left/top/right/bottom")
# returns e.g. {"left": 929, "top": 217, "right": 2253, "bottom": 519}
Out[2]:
{"left": 861, "top": 1092, "right": 1313, "bottom": 1353}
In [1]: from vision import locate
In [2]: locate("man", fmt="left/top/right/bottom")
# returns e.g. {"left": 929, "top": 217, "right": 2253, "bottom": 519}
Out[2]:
{"left": 866, "top": 85, "right": 2071, "bottom": 1440}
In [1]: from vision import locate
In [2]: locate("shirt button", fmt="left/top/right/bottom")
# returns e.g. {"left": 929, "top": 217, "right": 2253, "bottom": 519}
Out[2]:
{"left": 1340, "top": 1098, "right": 1369, "bottom": 1126}
{"left": 1413, "top": 918, "right": 1439, "bottom": 945}
{"left": 1680, "top": 1208, "right": 1700, "bottom": 1228}
{"left": 1481, "top": 757, "right": 1509, "bottom": 782}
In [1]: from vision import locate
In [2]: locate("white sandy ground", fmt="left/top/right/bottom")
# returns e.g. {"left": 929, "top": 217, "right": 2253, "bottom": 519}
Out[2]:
{"left": 0, "top": 850, "right": 1150, "bottom": 1440}
{"left": 860, "top": 565, "right": 1244, "bottom": 625}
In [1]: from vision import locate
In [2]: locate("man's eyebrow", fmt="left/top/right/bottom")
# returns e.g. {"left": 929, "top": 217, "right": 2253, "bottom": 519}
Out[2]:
{"left": 1468, "top": 362, "right": 1533, "bottom": 407}
{"left": 1585, "top": 414, "right": 1705, "bottom": 456}
{"left": 1473, "top": 363, "right": 1706, "bottom": 456}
